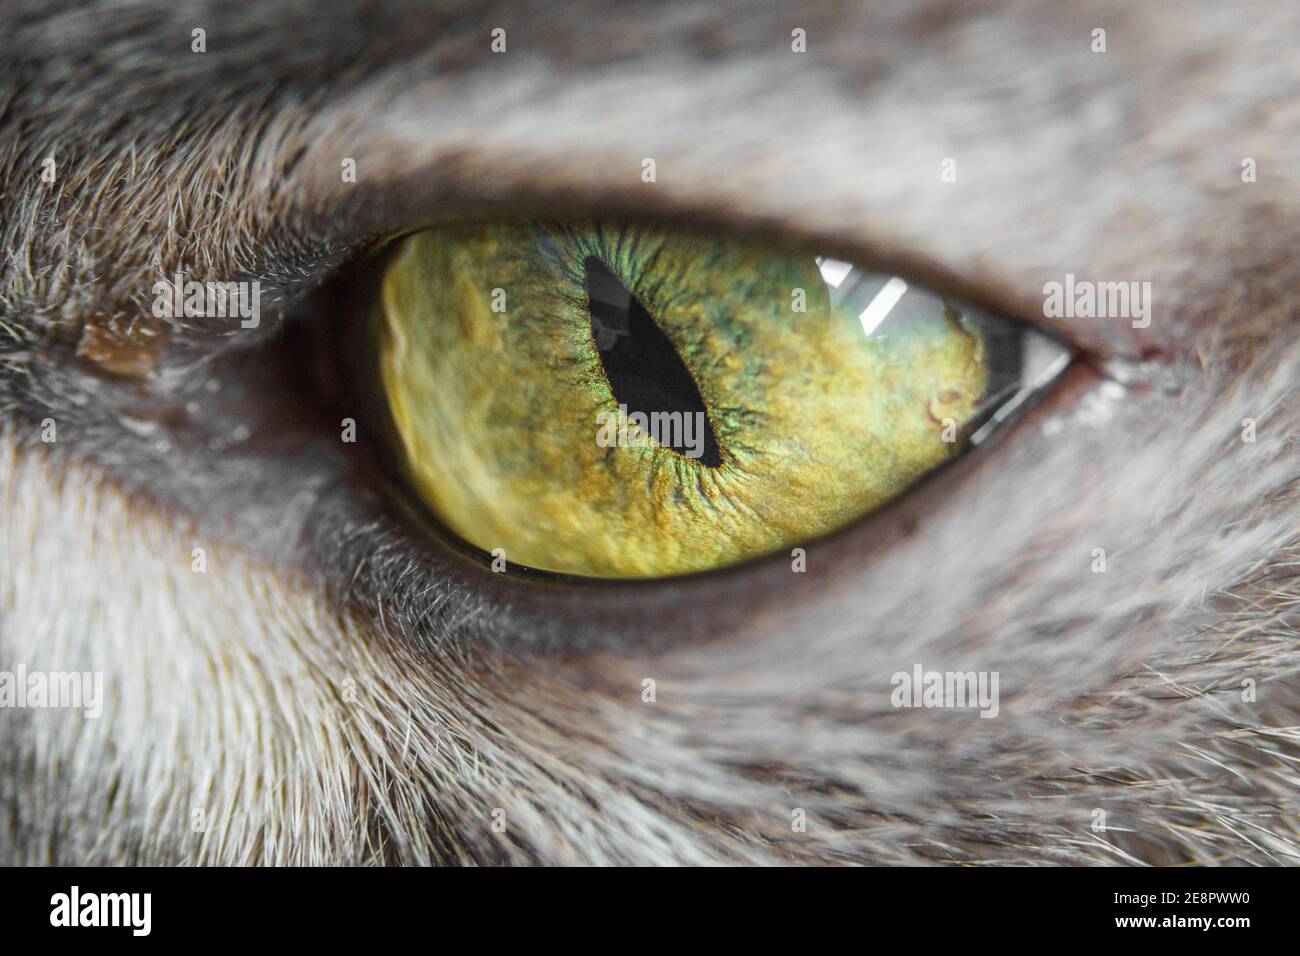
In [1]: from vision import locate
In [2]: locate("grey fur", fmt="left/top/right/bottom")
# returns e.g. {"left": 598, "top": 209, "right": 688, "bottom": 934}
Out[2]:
{"left": 0, "top": 0, "right": 1297, "bottom": 864}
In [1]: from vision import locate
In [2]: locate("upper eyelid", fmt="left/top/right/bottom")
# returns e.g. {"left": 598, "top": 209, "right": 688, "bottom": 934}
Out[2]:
{"left": 269, "top": 185, "right": 1041, "bottom": 326}
{"left": 73, "top": 107, "right": 1128, "bottom": 375}
{"left": 268, "top": 84, "right": 1151, "bottom": 366}
{"left": 15, "top": 15, "right": 1178, "bottom": 369}
{"left": 265, "top": 149, "right": 1120, "bottom": 363}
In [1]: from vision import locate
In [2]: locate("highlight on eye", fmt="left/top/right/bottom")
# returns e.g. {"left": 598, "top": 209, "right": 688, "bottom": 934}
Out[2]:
{"left": 375, "top": 221, "right": 1070, "bottom": 579}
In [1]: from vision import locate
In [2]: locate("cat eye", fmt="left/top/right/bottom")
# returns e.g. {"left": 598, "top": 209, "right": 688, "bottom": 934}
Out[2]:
{"left": 372, "top": 220, "right": 1071, "bottom": 579}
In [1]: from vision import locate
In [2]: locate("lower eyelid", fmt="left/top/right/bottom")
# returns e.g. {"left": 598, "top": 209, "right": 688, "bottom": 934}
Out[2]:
{"left": 321, "top": 363, "right": 1097, "bottom": 658}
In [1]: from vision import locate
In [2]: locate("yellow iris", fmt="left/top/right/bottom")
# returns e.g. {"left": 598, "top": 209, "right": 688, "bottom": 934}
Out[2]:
{"left": 377, "top": 221, "right": 1006, "bottom": 578}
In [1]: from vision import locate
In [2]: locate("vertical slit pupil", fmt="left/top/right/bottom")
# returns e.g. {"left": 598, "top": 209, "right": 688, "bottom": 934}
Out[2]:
{"left": 583, "top": 256, "right": 722, "bottom": 467}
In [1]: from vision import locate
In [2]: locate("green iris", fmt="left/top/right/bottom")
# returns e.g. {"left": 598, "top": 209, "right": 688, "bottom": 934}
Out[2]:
{"left": 377, "top": 220, "right": 1045, "bottom": 578}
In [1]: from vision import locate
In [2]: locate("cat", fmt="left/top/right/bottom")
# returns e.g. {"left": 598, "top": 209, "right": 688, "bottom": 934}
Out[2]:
{"left": 0, "top": 0, "right": 1296, "bottom": 864}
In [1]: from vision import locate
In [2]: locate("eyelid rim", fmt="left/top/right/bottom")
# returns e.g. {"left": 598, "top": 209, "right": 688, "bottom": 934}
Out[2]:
{"left": 294, "top": 192, "right": 1154, "bottom": 379}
